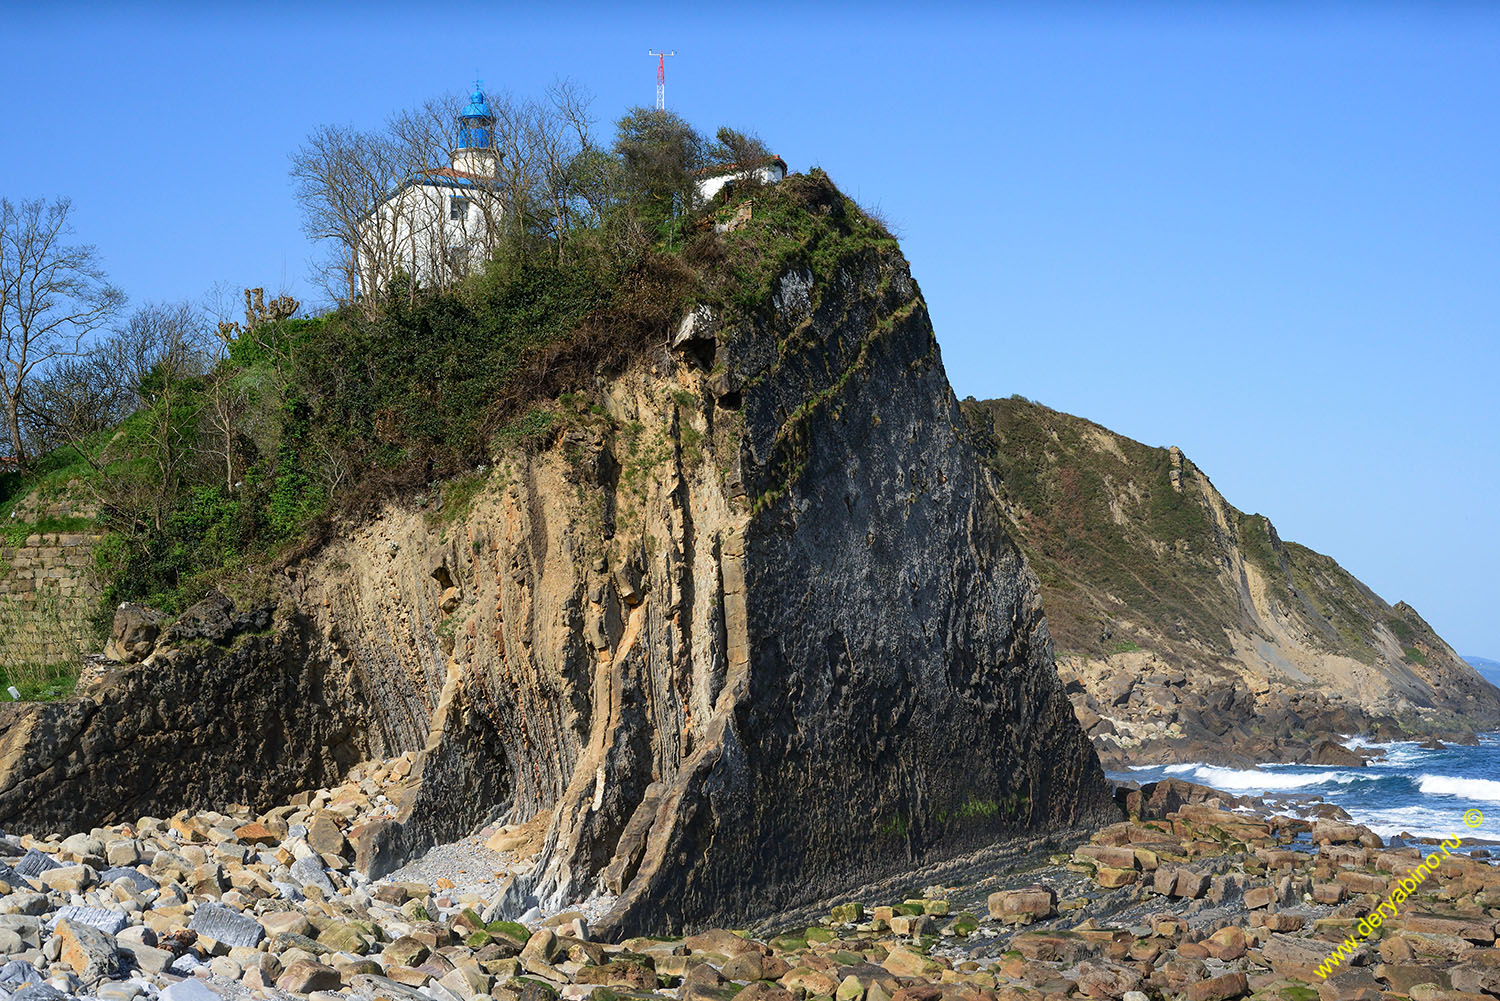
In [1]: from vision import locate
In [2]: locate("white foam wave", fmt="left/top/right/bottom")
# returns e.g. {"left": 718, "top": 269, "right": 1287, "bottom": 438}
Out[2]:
{"left": 1354, "top": 804, "right": 1463, "bottom": 840}
{"left": 1417, "top": 774, "right": 1500, "bottom": 803}
{"left": 1159, "top": 763, "right": 1359, "bottom": 792}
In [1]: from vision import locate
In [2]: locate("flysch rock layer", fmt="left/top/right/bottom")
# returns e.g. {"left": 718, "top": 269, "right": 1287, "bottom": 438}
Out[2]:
{"left": 0, "top": 175, "right": 1116, "bottom": 938}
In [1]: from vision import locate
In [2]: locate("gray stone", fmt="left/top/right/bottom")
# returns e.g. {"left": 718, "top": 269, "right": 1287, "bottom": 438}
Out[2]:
{"left": 0, "top": 961, "right": 40, "bottom": 986}
{"left": 188, "top": 902, "right": 264, "bottom": 949}
{"left": 159, "top": 978, "right": 222, "bottom": 1001}
{"left": 115, "top": 927, "right": 154, "bottom": 949}
{"left": 98, "top": 868, "right": 155, "bottom": 894}
{"left": 96, "top": 983, "right": 143, "bottom": 1001}
{"left": 10, "top": 985, "right": 67, "bottom": 1001}
{"left": 347, "top": 975, "right": 430, "bottom": 1001}
{"left": 120, "top": 944, "right": 172, "bottom": 974}
{"left": 288, "top": 857, "right": 335, "bottom": 894}
{"left": 58, "top": 835, "right": 103, "bottom": 864}
{"left": 0, "top": 896, "right": 47, "bottom": 918}
{"left": 0, "top": 930, "right": 38, "bottom": 954}
{"left": 11, "top": 854, "right": 56, "bottom": 880}
{"left": 46, "top": 907, "right": 128, "bottom": 937}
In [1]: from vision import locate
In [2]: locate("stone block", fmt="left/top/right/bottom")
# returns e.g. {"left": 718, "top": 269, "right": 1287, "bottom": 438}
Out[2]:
{"left": 46, "top": 907, "right": 128, "bottom": 937}
{"left": 189, "top": 901, "right": 265, "bottom": 949}
{"left": 53, "top": 918, "right": 117, "bottom": 984}
{"left": 987, "top": 885, "right": 1058, "bottom": 922}
{"left": 12, "top": 852, "right": 58, "bottom": 879}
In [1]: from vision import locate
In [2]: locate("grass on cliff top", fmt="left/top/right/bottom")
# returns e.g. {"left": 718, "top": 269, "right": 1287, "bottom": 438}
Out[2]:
{"left": 700, "top": 168, "right": 900, "bottom": 319}
{"left": 0, "top": 430, "right": 113, "bottom": 551}
{"left": 9, "top": 169, "right": 897, "bottom": 625}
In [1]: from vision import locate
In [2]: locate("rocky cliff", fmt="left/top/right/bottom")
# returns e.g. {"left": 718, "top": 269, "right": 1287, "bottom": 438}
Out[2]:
{"left": 0, "top": 174, "right": 1114, "bottom": 937}
{"left": 964, "top": 396, "right": 1500, "bottom": 767}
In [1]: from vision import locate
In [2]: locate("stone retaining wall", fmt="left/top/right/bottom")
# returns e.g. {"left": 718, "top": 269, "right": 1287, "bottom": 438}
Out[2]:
{"left": 0, "top": 530, "right": 103, "bottom": 668}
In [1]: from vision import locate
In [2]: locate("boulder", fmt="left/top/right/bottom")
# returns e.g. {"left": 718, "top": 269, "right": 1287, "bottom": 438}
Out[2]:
{"left": 987, "top": 885, "right": 1057, "bottom": 923}
{"left": 1184, "top": 972, "right": 1248, "bottom": 1001}
{"left": 1203, "top": 926, "right": 1247, "bottom": 960}
{"left": 1075, "top": 961, "right": 1143, "bottom": 998}
{"left": 53, "top": 918, "right": 117, "bottom": 985}
{"left": 276, "top": 959, "right": 342, "bottom": 994}
{"left": 104, "top": 604, "right": 165, "bottom": 663}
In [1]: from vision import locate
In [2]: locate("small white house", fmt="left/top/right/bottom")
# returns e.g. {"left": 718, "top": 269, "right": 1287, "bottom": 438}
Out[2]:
{"left": 356, "top": 84, "right": 503, "bottom": 295}
{"left": 694, "top": 156, "right": 788, "bottom": 206}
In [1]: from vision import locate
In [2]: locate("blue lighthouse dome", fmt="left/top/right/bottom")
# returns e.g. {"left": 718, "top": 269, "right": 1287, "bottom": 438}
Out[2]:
{"left": 458, "top": 81, "right": 495, "bottom": 149}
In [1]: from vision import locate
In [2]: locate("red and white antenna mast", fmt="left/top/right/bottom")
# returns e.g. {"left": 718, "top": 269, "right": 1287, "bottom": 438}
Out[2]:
{"left": 648, "top": 48, "right": 676, "bottom": 111}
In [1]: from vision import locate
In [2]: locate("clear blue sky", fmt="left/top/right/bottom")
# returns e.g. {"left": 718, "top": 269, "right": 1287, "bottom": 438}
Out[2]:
{"left": 2, "top": 2, "right": 1497, "bottom": 655}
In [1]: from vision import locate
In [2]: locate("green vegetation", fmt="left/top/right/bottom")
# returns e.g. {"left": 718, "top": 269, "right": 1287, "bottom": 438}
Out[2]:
{"left": 1, "top": 115, "right": 897, "bottom": 640}
{"left": 964, "top": 397, "right": 1229, "bottom": 659}
{"left": 0, "top": 657, "right": 79, "bottom": 702}
{"left": 964, "top": 395, "right": 1441, "bottom": 674}
{"left": 0, "top": 587, "right": 88, "bottom": 701}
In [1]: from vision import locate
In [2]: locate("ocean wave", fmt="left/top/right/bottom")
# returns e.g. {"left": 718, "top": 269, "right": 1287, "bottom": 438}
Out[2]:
{"left": 1338, "top": 736, "right": 1430, "bottom": 768}
{"left": 1158, "top": 763, "right": 1359, "bottom": 791}
{"left": 1417, "top": 774, "right": 1500, "bottom": 803}
{"left": 1355, "top": 804, "right": 1464, "bottom": 840}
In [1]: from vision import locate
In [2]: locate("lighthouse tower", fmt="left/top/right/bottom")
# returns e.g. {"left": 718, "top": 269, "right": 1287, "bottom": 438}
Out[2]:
{"left": 451, "top": 82, "right": 499, "bottom": 177}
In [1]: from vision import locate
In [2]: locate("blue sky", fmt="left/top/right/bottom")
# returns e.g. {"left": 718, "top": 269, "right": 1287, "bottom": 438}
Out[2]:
{"left": 2, "top": 2, "right": 1497, "bottom": 655}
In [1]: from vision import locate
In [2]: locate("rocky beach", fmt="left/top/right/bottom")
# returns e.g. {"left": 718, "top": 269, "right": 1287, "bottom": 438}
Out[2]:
{"left": 3, "top": 763, "right": 1500, "bottom": 1001}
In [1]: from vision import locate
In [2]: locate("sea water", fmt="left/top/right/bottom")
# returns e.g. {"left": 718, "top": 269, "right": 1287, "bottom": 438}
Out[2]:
{"left": 1114, "top": 733, "right": 1500, "bottom": 839}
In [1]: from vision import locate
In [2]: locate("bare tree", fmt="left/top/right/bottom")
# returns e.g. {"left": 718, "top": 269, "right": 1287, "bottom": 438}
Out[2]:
{"left": 101, "top": 301, "right": 211, "bottom": 402}
{"left": 19, "top": 351, "right": 127, "bottom": 465}
{"left": 201, "top": 370, "right": 248, "bottom": 492}
{"left": 290, "top": 126, "right": 406, "bottom": 310}
{"left": 0, "top": 197, "right": 125, "bottom": 465}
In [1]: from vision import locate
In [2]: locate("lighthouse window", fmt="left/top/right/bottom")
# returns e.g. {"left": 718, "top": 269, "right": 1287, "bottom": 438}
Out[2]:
{"left": 449, "top": 197, "right": 470, "bottom": 220}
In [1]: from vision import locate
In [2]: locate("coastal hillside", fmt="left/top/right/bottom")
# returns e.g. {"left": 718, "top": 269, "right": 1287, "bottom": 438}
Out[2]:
{"left": 964, "top": 396, "right": 1500, "bottom": 767}
{"left": 0, "top": 173, "right": 1114, "bottom": 936}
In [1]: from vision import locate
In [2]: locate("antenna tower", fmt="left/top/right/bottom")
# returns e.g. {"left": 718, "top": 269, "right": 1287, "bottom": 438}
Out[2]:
{"left": 648, "top": 49, "right": 676, "bottom": 111}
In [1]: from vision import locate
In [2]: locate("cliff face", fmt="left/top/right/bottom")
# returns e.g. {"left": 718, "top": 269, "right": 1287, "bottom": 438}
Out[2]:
{"left": 0, "top": 175, "right": 1113, "bottom": 937}
{"left": 965, "top": 396, "right": 1500, "bottom": 767}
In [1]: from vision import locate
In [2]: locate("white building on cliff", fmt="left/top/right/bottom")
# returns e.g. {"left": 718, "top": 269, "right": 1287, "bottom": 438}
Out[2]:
{"left": 357, "top": 83, "right": 502, "bottom": 295}
{"left": 694, "top": 156, "right": 788, "bottom": 205}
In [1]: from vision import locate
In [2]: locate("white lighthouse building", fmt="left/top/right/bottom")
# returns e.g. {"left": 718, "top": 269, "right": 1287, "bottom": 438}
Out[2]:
{"left": 356, "top": 83, "right": 503, "bottom": 295}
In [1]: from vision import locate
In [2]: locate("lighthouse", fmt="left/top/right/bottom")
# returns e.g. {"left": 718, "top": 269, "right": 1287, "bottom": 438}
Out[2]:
{"left": 451, "top": 82, "right": 499, "bottom": 177}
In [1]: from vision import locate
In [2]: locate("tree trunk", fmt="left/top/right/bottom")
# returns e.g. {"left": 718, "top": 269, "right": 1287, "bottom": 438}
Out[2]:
{"left": 5, "top": 395, "right": 24, "bottom": 467}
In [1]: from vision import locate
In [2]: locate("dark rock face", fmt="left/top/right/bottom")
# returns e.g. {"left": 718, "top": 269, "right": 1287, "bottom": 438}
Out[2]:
{"left": 589, "top": 250, "right": 1115, "bottom": 933}
{"left": 0, "top": 595, "right": 368, "bottom": 830}
{"left": 0, "top": 178, "right": 1115, "bottom": 937}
